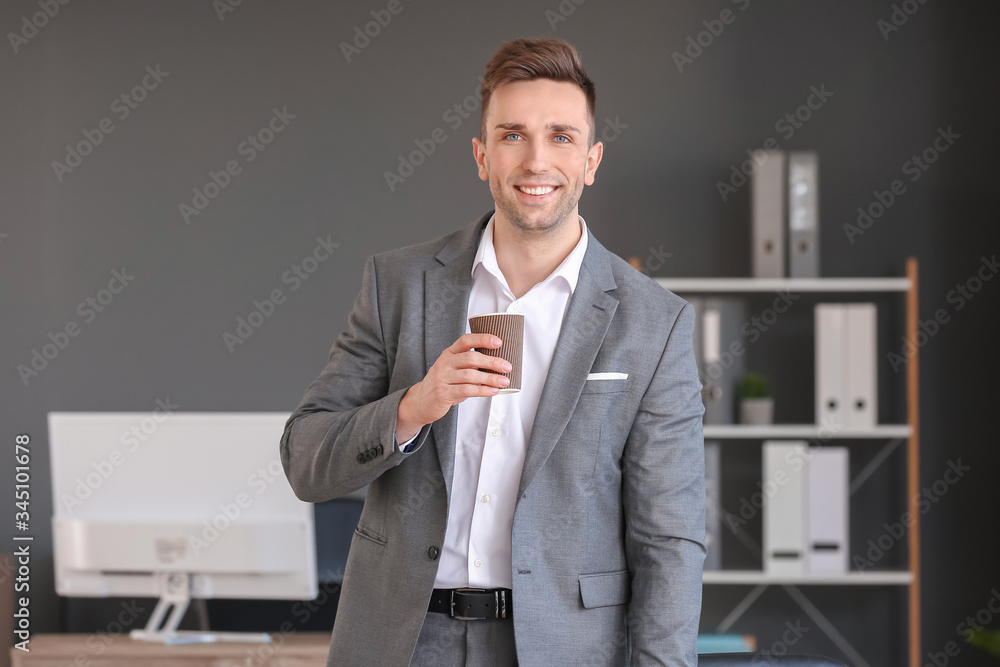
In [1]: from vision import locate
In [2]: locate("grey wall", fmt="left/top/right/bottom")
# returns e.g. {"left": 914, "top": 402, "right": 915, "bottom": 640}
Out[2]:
{"left": 2, "top": 0, "right": 997, "bottom": 664}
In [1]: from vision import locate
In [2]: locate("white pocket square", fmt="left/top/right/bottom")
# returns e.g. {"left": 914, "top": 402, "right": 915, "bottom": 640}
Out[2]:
{"left": 586, "top": 372, "right": 629, "bottom": 380}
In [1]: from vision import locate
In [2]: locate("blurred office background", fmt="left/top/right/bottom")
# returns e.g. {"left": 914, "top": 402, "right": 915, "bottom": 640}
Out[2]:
{"left": 1, "top": 1, "right": 997, "bottom": 665}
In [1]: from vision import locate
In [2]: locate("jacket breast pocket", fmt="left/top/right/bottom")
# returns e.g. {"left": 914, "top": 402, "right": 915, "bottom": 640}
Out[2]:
{"left": 579, "top": 569, "right": 631, "bottom": 609}
{"left": 580, "top": 378, "right": 630, "bottom": 395}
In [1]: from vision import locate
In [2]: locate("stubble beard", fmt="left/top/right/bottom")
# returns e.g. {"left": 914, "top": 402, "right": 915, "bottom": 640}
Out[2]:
{"left": 490, "top": 172, "right": 583, "bottom": 238}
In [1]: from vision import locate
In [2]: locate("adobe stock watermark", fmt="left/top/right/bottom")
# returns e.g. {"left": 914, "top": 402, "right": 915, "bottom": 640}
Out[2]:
{"left": 188, "top": 458, "right": 287, "bottom": 556}
{"left": 58, "top": 397, "right": 181, "bottom": 514}
{"left": 916, "top": 588, "right": 1000, "bottom": 667}
{"left": 957, "top": 589, "right": 1000, "bottom": 659}
{"left": 751, "top": 620, "right": 810, "bottom": 665}
{"left": 222, "top": 235, "right": 340, "bottom": 353}
{"left": 242, "top": 571, "right": 343, "bottom": 667}
{"left": 853, "top": 458, "right": 969, "bottom": 571}
{"left": 886, "top": 252, "right": 996, "bottom": 372}
{"left": 51, "top": 65, "right": 170, "bottom": 182}
{"left": 384, "top": 76, "right": 483, "bottom": 192}
{"left": 47, "top": 600, "right": 145, "bottom": 660}
{"left": 699, "top": 290, "right": 801, "bottom": 391}
{"left": 877, "top": 0, "right": 929, "bottom": 42}
{"left": 716, "top": 84, "right": 833, "bottom": 202}
{"left": 724, "top": 421, "right": 840, "bottom": 534}
{"left": 179, "top": 106, "right": 296, "bottom": 224}
{"left": 544, "top": 0, "right": 589, "bottom": 31}
{"left": 7, "top": 0, "right": 72, "bottom": 55}
{"left": 17, "top": 267, "right": 135, "bottom": 386}
{"left": 672, "top": 0, "right": 751, "bottom": 73}
{"left": 396, "top": 468, "right": 446, "bottom": 520}
{"left": 630, "top": 244, "right": 673, "bottom": 278}
{"left": 213, "top": 0, "right": 244, "bottom": 21}
{"left": 340, "top": 0, "right": 416, "bottom": 63}
{"left": 843, "top": 126, "right": 959, "bottom": 244}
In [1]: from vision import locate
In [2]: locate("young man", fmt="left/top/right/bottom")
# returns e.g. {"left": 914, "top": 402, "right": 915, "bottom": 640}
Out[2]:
{"left": 280, "top": 38, "right": 706, "bottom": 666}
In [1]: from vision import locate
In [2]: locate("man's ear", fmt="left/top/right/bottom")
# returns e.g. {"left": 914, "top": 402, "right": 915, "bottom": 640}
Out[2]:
{"left": 584, "top": 140, "right": 604, "bottom": 186}
{"left": 472, "top": 137, "right": 489, "bottom": 181}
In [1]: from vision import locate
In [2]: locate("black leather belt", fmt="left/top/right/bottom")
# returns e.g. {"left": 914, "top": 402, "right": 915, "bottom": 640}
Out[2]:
{"left": 428, "top": 587, "right": 512, "bottom": 620}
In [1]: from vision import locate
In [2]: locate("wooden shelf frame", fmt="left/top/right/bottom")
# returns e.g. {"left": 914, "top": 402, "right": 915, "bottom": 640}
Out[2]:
{"left": 906, "top": 257, "right": 921, "bottom": 667}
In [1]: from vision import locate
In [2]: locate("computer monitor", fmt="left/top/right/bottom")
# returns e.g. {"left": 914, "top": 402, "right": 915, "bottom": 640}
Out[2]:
{"left": 47, "top": 412, "right": 317, "bottom": 644}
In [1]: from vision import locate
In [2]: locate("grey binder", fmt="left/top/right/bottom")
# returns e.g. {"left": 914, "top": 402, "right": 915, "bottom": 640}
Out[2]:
{"left": 788, "top": 152, "right": 820, "bottom": 278}
{"left": 704, "top": 441, "right": 722, "bottom": 570}
{"left": 751, "top": 150, "right": 786, "bottom": 278}
{"left": 699, "top": 297, "right": 747, "bottom": 425}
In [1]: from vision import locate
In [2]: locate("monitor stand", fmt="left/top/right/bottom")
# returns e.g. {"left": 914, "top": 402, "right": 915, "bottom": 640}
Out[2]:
{"left": 129, "top": 572, "right": 272, "bottom": 645}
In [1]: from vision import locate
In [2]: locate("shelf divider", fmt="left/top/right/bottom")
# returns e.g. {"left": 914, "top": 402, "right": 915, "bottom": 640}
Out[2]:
{"left": 702, "top": 570, "right": 913, "bottom": 586}
{"left": 703, "top": 424, "right": 911, "bottom": 439}
{"left": 655, "top": 277, "right": 912, "bottom": 293}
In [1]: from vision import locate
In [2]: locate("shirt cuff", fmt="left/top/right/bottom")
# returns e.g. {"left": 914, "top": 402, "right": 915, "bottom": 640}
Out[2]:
{"left": 395, "top": 430, "right": 419, "bottom": 453}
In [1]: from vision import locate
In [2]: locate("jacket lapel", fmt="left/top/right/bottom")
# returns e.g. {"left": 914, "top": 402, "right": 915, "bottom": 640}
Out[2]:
{"left": 423, "top": 212, "right": 491, "bottom": 503}
{"left": 516, "top": 233, "right": 619, "bottom": 499}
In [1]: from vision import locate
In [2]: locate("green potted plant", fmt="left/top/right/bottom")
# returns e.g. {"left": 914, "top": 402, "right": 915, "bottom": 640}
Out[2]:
{"left": 738, "top": 372, "right": 773, "bottom": 425}
{"left": 970, "top": 627, "right": 1000, "bottom": 661}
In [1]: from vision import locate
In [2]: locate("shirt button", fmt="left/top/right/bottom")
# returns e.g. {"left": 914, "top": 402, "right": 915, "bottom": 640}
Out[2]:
{"left": 474, "top": 559, "right": 482, "bottom": 568}
{"left": 481, "top": 494, "right": 490, "bottom": 503}
{"left": 491, "top": 427, "right": 501, "bottom": 438}
{"left": 511, "top": 302, "right": 521, "bottom": 312}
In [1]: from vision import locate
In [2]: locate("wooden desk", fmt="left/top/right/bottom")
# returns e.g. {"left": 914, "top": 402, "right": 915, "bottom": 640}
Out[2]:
{"left": 10, "top": 631, "right": 331, "bottom": 667}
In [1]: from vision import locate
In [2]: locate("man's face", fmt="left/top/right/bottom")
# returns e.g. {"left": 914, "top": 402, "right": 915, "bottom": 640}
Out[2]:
{"left": 473, "top": 79, "right": 603, "bottom": 237}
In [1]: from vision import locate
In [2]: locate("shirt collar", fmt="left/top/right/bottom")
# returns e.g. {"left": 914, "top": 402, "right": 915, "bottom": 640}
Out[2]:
{"left": 471, "top": 213, "right": 589, "bottom": 295}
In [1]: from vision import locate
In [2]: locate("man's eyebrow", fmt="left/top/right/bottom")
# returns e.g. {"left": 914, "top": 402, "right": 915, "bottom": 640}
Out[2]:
{"left": 548, "top": 123, "right": 582, "bottom": 135}
{"left": 493, "top": 122, "right": 583, "bottom": 134}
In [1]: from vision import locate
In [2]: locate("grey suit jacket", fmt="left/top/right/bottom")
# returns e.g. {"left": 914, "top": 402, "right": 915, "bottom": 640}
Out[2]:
{"left": 279, "top": 210, "right": 706, "bottom": 666}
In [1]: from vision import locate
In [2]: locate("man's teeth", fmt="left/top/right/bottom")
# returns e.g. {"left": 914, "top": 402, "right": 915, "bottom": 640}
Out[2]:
{"left": 517, "top": 186, "right": 555, "bottom": 195}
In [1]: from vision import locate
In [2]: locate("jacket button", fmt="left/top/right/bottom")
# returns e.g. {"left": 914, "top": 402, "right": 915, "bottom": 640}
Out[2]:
{"left": 428, "top": 546, "right": 439, "bottom": 560}
{"left": 356, "top": 453, "right": 365, "bottom": 464}
{"left": 376, "top": 444, "right": 384, "bottom": 456}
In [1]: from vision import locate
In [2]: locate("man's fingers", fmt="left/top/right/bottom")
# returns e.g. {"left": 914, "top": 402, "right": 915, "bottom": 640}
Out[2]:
{"left": 457, "top": 382, "right": 503, "bottom": 398}
{"left": 450, "top": 333, "right": 502, "bottom": 353}
{"left": 455, "top": 367, "right": 511, "bottom": 387}
{"left": 458, "top": 349, "right": 510, "bottom": 373}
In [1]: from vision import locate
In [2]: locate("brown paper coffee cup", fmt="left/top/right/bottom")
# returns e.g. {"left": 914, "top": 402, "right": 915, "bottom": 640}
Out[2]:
{"left": 468, "top": 312, "right": 524, "bottom": 394}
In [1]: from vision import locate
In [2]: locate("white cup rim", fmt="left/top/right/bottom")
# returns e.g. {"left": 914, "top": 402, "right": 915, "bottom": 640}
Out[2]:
{"left": 468, "top": 312, "right": 524, "bottom": 319}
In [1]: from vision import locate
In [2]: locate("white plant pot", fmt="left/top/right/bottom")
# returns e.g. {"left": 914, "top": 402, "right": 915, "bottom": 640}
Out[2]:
{"left": 739, "top": 397, "right": 774, "bottom": 425}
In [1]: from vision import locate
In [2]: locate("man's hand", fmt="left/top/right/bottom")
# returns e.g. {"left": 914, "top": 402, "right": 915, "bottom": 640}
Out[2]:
{"left": 395, "top": 333, "right": 512, "bottom": 442}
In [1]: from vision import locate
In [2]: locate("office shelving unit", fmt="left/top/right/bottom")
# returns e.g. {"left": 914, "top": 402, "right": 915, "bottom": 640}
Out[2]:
{"left": 655, "top": 257, "right": 921, "bottom": 667}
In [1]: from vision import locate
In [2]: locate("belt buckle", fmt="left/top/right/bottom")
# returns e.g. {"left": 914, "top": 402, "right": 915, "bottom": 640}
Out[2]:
{"left": 450, "top": 587, "right": 493, "bottom": 620}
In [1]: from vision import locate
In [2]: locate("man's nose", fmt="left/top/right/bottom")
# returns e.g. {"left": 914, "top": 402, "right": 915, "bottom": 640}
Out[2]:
{"left": 520, "top": 141, "right": 552, "bottom": 173}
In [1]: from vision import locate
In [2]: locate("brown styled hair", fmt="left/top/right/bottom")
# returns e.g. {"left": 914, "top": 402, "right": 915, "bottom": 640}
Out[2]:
{"left": 480, "top": 38, "right": 596, "bottom": 145}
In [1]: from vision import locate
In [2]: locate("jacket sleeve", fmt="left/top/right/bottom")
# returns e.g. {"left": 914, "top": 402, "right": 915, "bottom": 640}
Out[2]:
{"left": 622, "top": 301, "right": 706, "bottom": 666}
{"left": 279, "top": 254, "right": 432, "bottom": 503}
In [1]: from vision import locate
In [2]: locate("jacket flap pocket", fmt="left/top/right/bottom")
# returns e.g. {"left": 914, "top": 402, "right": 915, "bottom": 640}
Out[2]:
{"left": 579, "top": 569, "right": 631, "bottom": 608}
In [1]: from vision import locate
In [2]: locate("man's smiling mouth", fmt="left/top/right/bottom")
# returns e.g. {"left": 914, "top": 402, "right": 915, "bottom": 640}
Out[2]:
{"left": 515, "top": 185, "right": 557, "bottom": 195}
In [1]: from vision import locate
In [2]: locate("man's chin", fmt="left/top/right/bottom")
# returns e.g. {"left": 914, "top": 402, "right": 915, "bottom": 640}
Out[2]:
{"left": 500, "top": 207, "right": 560, "bottom": 231}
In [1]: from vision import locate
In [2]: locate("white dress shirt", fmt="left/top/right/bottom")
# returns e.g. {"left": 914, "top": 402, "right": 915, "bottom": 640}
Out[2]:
{"left": 397, "top": 213, "right": 589, "bottom": 589}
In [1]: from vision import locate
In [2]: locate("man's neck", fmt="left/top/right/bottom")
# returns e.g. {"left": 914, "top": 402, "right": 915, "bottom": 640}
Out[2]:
{"left": 492, "top": 212, "right": 581, "bottom": 299}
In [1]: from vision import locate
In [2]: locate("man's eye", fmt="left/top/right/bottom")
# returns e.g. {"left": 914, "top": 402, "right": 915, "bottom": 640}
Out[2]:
{"left": 554, "top": 135, "right": 570, "bottom": 143}
{"left": 504, "top": 133, "right": 521, "bottom": 141}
